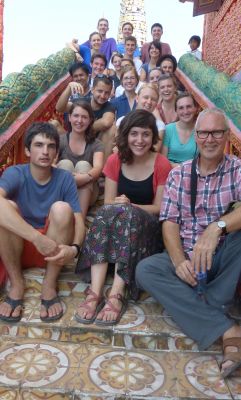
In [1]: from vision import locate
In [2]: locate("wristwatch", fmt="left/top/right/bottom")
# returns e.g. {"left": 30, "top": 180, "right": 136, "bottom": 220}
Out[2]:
{"left": 217, "top": 220, "right": 227, "bottom": 235}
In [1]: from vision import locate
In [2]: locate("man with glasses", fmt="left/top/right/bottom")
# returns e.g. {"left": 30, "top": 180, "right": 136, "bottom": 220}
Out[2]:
{"left": 136, "top": 108, "right": 241, "bottom": 379}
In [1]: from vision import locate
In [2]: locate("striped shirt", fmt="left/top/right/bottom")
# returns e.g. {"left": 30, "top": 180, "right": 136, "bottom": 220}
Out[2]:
{"left": 160, "top": 155, "right": 241, "bottom": 256}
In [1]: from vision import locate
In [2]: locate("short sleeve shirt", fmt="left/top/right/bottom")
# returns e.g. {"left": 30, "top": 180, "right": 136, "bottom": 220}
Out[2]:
{"left": 58, "top": 135, "right": 104, "bottom": 166}
{"left": 160, "top": 155, "right": 241, "bottom": 256}
{"left": 163, "top": 122, "right": 197, "bottom": 163}
{"left": 0, "top": 165, "right": 81, "bottom": 228}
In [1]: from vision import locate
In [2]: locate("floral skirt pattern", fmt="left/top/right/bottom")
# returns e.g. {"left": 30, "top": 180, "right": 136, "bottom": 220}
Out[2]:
{"left": 76, "top": 204, "right": 163, "bottom": 299}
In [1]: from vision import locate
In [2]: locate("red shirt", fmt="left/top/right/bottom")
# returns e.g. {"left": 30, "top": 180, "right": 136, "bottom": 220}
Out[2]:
{"left": 103, "top": 153, "right": 172, "bottom": 197}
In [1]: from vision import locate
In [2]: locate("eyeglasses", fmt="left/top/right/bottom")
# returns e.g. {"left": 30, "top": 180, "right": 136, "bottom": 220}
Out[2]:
{"left": 123, "top": 76, "right": 136, "bottom": 81}
{"left": 196, "top": 130, "right": 227, "bottom": 139}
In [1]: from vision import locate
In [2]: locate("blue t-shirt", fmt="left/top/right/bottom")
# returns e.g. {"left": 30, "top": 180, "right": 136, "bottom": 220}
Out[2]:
{"left": 117, "top": 42, "right": 141, "bottom": 57}
{"left": 163, "top": 122, "right": 197, "bottom": 163}
{"left": 110, "top": 93, "right": 137, "bottom": 119}
{"left": 79, "top": 45, "right": 92, "bottom": 72}
{"left": 0, "top": 165, "right": 81, "bottom": 228}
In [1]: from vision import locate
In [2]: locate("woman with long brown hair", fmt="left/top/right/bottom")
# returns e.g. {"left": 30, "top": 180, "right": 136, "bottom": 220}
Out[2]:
{"left": 75, "top": 109, "right": 171, "bottom": 325}
{"left": 57, "top": 101, "right": 104, "bottom": 220}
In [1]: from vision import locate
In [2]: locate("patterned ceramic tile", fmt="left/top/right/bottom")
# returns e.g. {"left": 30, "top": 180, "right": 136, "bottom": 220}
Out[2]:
{"left": 113, "top": 333, "right": 169, "bottom": 351}
{"left": 226, "top": 375, "right": 241, "bottom": 400}
{"left": 171, "top": 352, "right": 232, "bottom": 399}
{"left": 0, "top": 387, "right": 20, "bottom": 399}
{"left": 19, "top": 389, "right": 74, "bottom": 399}
{"left": 113, "top": 314, "right": 182, "bottom": 336}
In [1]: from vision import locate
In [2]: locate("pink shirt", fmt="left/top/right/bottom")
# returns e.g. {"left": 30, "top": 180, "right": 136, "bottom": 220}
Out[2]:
{"left": 160, "top": 155, "right": 241, "bottom": 257}
{"left": 141, "top": 42, "right": 172, "bottom": 63}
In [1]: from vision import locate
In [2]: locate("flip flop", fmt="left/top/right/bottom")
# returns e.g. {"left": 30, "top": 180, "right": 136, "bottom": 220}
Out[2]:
{"left": 95, "top": 293, "right": 128, "bottom": 326}
{"left": 0, "top": 296, "right": 23, "bottom": 323}
{"left": 40, "top": 296, "right": 63, "bottom": 322}
{"left": 75, "top": 287, "right": 104, "bottom": 324}
{"left": 221, "top": 337, "right": 241, "bottom": 378}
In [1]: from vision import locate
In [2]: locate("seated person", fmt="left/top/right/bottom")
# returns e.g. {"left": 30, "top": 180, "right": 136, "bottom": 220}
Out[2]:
{"left": 115, "top": 58, "right": 143, "bottom": 98}
{"left": 123, "top": 36, "right": 142, "bottom": 75}
{"left": 117, "top": 22, "right": 141, "bottom": 58}
{"left": 159, "top": 54, "right": 177, "bottom": 74}
{"left": 57, "top": 102, "right": 104, "bottom": 220}
{"left": 108, "top": 52, "right": 123, "bottom": 93}
{"left": 68, "top": 32, "right": 103, "bottom": 71}
{"left": 141, "top": 23, "right": 172, "bottom": 63}
{"left": 81, "top": 17, "right": 117, "bottom": 63}
{"left": 110, "top": 66, "right": 139, "bottom": 119}
{"left": 148, "top": 67, "right": 162, "bottom": 86}
{"left": 0, "top": 122, "right": 85, "bottom": 323}
{"left": 89, "top": 53, "right": 108, "bottom": 88}
{"left": 90, "top": 75, "right": 115, "bottom": 160}
{"left": 188, "top": 35, "right": 202, "bottom": 60}
{"left": 161, "top": 93, "right": 198, "bottom": 167}
{"left": 159, "top": 54, "right": 185, "bottom": 92}
{"left": 156, "top": 74, "right": 178, "bottom": 124}
{"left": 75, "top": 109, "right": 172, "bottom": 325}
{"left": 136, "top": 108, "right": 241, "bottom": 379}
{"left": 140, "top": 40, "right": 162, "bottom": 82}
{"left": 116, "top": 83, "right": 165, "bottom": 152}
{"left": 55, "top": 62, "right": 91, "bottom": 114}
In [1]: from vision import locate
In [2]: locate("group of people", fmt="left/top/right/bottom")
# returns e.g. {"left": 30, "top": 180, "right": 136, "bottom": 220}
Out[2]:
{"left": 0, "top": 17, "right": 241, "bottom": 380}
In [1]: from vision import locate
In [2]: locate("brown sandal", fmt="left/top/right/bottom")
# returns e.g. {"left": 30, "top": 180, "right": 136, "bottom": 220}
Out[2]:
{"left": 75, "top": 287, "right": 104, "bottom": 324}
{"left": 95, "top": 293, "right": 127, "bottom": 326}
{"left": 221, "top": 337, "right": 241, "bottom": 378}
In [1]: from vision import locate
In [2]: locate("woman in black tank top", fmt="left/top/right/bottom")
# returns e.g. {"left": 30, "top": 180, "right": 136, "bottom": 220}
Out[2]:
{"left": 76, "top": 109, "right": 171, "bottom": 326}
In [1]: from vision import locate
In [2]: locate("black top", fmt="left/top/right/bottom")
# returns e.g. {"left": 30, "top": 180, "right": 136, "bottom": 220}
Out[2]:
{"left": 118, "top": 169, "right": 154, "bottom": 205}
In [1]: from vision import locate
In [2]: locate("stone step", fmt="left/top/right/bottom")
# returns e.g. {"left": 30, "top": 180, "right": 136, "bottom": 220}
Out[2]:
{"left": 0, "top": 334, "right": 236, "bottom": 399}
{"left": 1, "top": 268, "right": 222, "bottom": 354}
{"left": 0, "top": 268, "right": 240, "bottom": 399}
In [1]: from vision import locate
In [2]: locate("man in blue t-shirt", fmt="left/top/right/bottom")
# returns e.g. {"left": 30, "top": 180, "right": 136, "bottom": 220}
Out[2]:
{"left": 0, "top": 122, "right": 85, "bottom": 323}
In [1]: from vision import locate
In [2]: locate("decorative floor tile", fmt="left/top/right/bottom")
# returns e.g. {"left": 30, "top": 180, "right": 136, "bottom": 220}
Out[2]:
{"left": 88, "top": 350, "right": 166, "bottom": 396}
{"left": 172, "top": 352, "right": 231, "bottom": 399}
{"left": 0, "top": 387, "right": 20, "bottom": 399}
{"left": 113, "top": 315, "right": 182, "bottom": 336}
{"left": 113, "top": 333, "right": 169, "bottom": 351}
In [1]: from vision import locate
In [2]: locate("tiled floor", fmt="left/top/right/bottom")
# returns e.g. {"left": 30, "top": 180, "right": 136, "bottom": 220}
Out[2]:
{"left": 0, "top": 267, "right": 240, "bottom": 399}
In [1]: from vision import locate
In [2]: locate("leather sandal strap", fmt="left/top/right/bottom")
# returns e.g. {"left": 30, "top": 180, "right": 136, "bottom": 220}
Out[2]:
{"left": 105, "top": 293, "right": 125, "bottom": 314}
{"left": 84, "top": 286, "right": 102, "bottom": 303}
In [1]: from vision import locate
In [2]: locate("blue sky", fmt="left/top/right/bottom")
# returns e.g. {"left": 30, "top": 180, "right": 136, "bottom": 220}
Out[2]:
{"left": 3, "top": 0, "right": 203, "bottom": 77}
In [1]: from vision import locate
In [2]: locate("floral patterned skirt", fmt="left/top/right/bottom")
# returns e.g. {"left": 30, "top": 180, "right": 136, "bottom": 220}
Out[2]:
{"left": 76, "top": 204, "right": 163, "bottom": 299}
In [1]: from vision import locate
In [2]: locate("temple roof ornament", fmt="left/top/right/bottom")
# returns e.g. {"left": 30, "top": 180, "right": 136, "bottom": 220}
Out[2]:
{"left": 117, "top": 0, "right": 147, "bottom": 46}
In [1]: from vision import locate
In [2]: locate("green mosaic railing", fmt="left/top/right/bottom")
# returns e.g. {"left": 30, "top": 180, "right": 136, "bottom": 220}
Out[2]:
{"left": 178, "top": 54, "right": 241, "bottom": 131}
{"left": 0, "top": 48, "right": 75, "bottom": 134}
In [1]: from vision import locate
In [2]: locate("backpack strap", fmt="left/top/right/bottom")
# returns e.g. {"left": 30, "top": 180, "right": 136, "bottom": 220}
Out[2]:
{"left": 190, "top": 157, "right": 198, "bottom": 219}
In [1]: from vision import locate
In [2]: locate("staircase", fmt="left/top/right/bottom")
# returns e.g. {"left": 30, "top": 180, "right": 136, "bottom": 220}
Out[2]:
{"left": 0, "top": 263, "right": 240, "bottom": 399}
